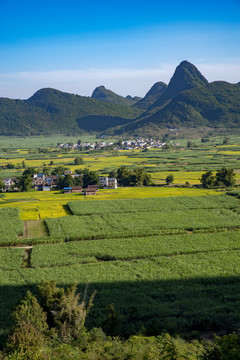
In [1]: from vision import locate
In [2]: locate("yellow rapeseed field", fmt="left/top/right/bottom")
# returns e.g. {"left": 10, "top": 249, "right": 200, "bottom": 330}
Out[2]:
{"left": 0, "top": 187, "right": 222, "bottom": 221}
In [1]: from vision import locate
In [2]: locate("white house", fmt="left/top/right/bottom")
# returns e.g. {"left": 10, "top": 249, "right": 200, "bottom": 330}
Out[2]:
{"left": 99, "top": 176, "right": 108, "bottom": 187}
{"left": 3, "top": 178, "right": 15, "bottom": 190}
{"left": 108, "top": 178, "right": 117, "bottom": 189}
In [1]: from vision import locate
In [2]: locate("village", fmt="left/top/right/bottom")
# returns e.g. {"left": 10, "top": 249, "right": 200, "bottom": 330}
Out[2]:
{"left": 57, "top": 138, "right": 166, "bottom": 151}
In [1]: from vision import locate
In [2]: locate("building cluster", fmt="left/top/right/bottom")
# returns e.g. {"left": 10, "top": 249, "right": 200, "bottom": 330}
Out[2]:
{"left": 63, "top": 176, "right": 117, "bottom": 196}
{"left": 57, "top": 141, "right": 114, "bottom": 150}
{"left": 2, "top": 171, "right": 118, "bottom": 195}
{"left": 63, "top": 185, "right": 99, "bottom": 195}
{"left": 120, "top": 139, "right": 165, "bottom": 150}
{"left": 56, "top": 138, "right": 165, "bottom": 151}
{"left": 32, "top": 173, "right": 58, "bottom": 191}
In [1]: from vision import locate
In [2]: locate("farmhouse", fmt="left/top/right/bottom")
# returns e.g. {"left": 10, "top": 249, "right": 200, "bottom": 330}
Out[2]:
{"left": 99, "top": 176, "right": 117, "bottom": 189}
{"left": 108, "top": 178, "right": 117, "bottom": 189}
{"left": 88, "top": 184, "right": 99, "bottom": 190}
{"left": 3, "top": 178, "right": 15, "bottom": 191}
{"left": 64, "top": 170, "right": 73, "bottom": 176}
{"left": 99, "top": 176, "right": 108, "bottom": 187}
{"left": 71, "top": 186, "right": 83, "bottom": 193}
{"left": 84, "top": 187, "right": 97, "bottom": 195}
{"left": 63, "top": 187, "right": 72, "bottom": 194}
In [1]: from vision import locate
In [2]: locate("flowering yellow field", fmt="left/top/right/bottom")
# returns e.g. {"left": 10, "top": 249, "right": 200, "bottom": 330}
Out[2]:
{"left": 0, "top": 187, "right": 222, "bottom": 221}
{"left": 151, "top": 171, "right": 204, "bottom": 184}
{"left": 0, "top": 154, "right": 148, "bottom": 172}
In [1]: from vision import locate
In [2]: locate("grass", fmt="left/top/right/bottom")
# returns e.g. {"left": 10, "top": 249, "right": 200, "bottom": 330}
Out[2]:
{"left": 0, "top": 135, "right": 103, "bottom": 149}
{"left": 23, "top": 220, "right": 49, "bottom": 238}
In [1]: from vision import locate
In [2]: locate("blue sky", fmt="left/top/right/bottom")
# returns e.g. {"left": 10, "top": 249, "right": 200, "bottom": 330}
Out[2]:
{"left": 0, "top": 0, "right": 240, "bottom": 99}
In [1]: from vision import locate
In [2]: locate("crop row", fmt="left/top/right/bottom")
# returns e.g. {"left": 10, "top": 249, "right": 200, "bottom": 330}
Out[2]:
{"left": 68, "top": 194, "right": 240, "bottom": 216}
{"left": 0, "top": 247, "right": 24, "bottom": 271}
{"left": 45, "top": 208, "right": 240, "bottom": 240}
{"left": 0, "top": 208, "right": 24, "bottom": 245}
{"left": 31, "top": 230, "right": 240, "bottom": 268}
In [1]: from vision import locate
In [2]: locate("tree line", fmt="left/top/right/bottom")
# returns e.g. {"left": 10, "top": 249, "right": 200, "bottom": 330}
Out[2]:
{"left": 200, "top": 167, "right": 236, "bottom": 188}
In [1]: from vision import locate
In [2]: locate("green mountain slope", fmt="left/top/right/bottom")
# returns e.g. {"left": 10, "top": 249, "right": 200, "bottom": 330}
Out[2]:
{"left": 91, "top": 86, "right": 138, "bottom": 106}
{"left": 126, "top": 95, "right": 142, "bottom": 102}
{"left": 133, "top": 82, "right": 167, "bottom": 110}
{"left": 146, "top": 60, "right": 209, "bottom": 113}
{"left": 0, "top": 88, "right": 142, "bottom": 136}
{"left": 119, "top": 81, "right": 240, "bottom": 134}
{"left": 0, "top": 61, "right": 239, "bottom": 137}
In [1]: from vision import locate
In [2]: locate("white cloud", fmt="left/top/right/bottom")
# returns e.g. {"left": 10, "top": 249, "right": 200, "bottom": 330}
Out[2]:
{"left": 0, "top": 62, "right": 239, "bottom": 100}
{"left": 196, "top": 62, "right": 240, "bottom": 83}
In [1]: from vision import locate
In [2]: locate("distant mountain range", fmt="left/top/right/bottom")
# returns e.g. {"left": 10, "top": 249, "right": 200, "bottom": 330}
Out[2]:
{"left": 0, "top": 60, "right": 239, "bottom": 136}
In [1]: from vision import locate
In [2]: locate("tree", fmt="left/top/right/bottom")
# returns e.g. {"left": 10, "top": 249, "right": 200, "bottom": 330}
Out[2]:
{"left": 187, "top": 141, "right": 193, "bottom": 148}
{"left": 6, "top": 291, "right": 48, "bottom": 354}
{"left": 74, "top": 157, "right": 84, "bottom": 165}
{"left": 6, "top": 163, "right": 15, "bottom": 169}
{"left": 42, "top": 166, "right": 51, "bottom": 175}
{"left": 215, "top": 167, "right": 236, "bottom": 187}
{"left": 58, "top": 174, "right": 74, "bottom": 189}
{"left": 74, "top": 176, "right": 83, "bottom": 186}
{"left": 109, "top": 169, "right": 117, "bottom": 178}
{"left": 131, "top": 168, "right": 151, "bottom": 186}
{"left": 116, "top": 167, "right": 151, "bottom": 187}
{"left": 166, "top": 174, "right": 174, "bottom": 185}
{"left": 23, "top": 167, "right": 36, "bottom": 177}
{"left": 102, "top": 304, "right": 122, "bottom": 336}
{"left": 51, "top": 166, "right": 67, "bottom": 176}
{"left": 82, "top": 168, "right": 99, "bottom": 188}
{"left": 37, "top": 281, "right": 95, "bottom": 340}
{"left": 17, "top": 174, "right": 32, "bottom": 192}
{"left": 200, "top": 171, "right": 215, "bottom": 188}
{"left": 0, "top": 179, "right": 5, "bottom": 191}
{"left": 117, "top": 166, "right": 131, "bottom": 186}
{"left": 200, "top": 168, "right": 236, "bottom": 188}
{"left": 223, "top": 137, "right": 230, "bottom": 145}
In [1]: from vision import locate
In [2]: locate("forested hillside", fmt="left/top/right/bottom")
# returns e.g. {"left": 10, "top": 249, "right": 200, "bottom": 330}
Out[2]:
{"left": 0, "top": 61, "right": 239, "bottom": 136}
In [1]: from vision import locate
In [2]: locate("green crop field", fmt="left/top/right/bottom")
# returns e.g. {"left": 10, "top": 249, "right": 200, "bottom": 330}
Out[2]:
{"left": 1, "top": 249, "right": 240, "bottom": 342}
{"left": 1, "top": 135, "right": 240, "bottom": 348}
{"left": 68, "top": 194, "right": 240, "bottom": 215}
{"left": 31, "top": 231, "right": 240, "bottom": 268}
{"left": 1, "top": 193, "right": 240, "bottom": 345}
{"left": 45, "top": 195, "right": 240, "bottom": 241}
{"left": 0, "top": 208, "right": 24, "bottom": 245}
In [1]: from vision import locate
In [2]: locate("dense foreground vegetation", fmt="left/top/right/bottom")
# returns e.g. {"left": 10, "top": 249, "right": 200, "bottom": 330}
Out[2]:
{"left": 1, "top": 281, "right": 240, "bottom": 360}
